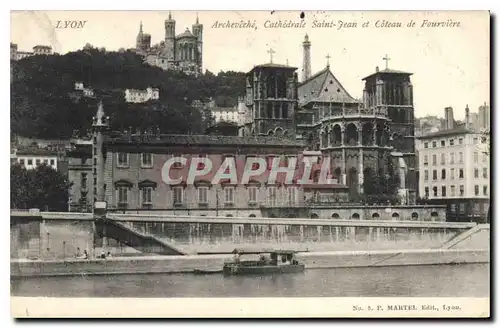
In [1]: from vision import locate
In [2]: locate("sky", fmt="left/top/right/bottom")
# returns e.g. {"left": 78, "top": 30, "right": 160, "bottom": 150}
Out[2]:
{"left": 10, "top": 10, "right": 490, "bottom": 119}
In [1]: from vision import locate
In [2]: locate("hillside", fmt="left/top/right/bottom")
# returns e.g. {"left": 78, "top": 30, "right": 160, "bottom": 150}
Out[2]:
{"left": 10, "top": 46, "right": 246, "bottom": 139}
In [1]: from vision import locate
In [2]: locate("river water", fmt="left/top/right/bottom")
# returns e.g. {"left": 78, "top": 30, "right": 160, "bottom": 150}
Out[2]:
{"left": 11, "top": 264, "right": 489, "bottom": 298}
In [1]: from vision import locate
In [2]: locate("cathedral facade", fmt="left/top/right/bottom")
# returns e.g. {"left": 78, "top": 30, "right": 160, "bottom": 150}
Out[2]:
{"left": 239, "top": 35, "right": 418, "bottom": 205}
{"left": 134, "top": 13, "right": 203, "bottom": 76}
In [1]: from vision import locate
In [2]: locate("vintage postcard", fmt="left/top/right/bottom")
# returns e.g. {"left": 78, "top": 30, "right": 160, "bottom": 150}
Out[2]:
{"left": 10, "top": 10, "right": 490, "bottom": 318}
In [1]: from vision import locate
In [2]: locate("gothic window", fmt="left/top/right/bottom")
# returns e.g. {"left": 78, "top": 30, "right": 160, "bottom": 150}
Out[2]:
{"left": 282, "top": 105, "right": 288, "bottom": 119}
{"left": 266, "top": 102, "right": 273, "bottom": 118}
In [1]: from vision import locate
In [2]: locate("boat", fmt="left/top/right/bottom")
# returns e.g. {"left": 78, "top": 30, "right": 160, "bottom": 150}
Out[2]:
{"left": 192, "top": 269, "right": 222, "bottom": 275}
{"left": 223, "top": 250, "right": 305, "bottom": 276}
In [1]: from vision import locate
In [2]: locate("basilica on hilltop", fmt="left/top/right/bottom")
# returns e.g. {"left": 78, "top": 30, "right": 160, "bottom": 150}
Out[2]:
{"left": 134, "top": 12, "right": 203, "bottom": 76}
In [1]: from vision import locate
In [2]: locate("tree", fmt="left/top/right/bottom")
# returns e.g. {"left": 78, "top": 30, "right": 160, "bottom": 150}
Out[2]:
{"left": 362, "top": 158, "right": 401, "bottom": 205}
{"left": 11, "top": 163, "right": 72, "bottom": 211}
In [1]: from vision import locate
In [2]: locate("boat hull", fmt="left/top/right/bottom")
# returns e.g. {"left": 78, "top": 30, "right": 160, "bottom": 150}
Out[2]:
{"left": 223, "top": 263, "right": 305, "bottom": 276}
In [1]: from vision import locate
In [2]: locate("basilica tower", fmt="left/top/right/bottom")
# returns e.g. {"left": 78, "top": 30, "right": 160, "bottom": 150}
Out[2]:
{"left": 164, "top": 12, "right": 176, "bottom": 61}
{"left": 192, "top": 14, "right": 203, "bottom": 74}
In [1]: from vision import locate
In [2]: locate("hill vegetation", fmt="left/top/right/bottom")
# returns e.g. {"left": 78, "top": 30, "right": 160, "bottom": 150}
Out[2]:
{"left": 11, "top": 46, "right": 246, "bottom": 139}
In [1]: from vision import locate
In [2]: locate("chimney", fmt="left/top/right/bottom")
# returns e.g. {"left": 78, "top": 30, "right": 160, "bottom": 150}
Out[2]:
{"left": 444, "top": 107, "right": 454, "bottom": 130}
{"left": 465, "top": 104, "right": 470, "bottom": 129}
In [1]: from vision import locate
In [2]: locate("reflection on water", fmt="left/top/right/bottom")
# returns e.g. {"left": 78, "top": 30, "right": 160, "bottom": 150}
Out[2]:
{"left": 11, "top": 264, "right": 489, "bottom": 298}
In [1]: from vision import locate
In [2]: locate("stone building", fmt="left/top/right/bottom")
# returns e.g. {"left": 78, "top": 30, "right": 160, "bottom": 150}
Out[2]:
{"left": 124, "top": 87, "right": 160, "bottom": 103}
{"left": 10, "top": 43, "right": 53, "bottom": 61}
{"left": 294, "top": 35, "right": 418, "bottom": 204}
{"left": 239, "top": 62, "right": 299, "bottom": 139}
{"left": 416, "top": 128, "right": 489, "bottom": 222}
{"left": 134, "top": 13, "right": 203, "bottom": 76}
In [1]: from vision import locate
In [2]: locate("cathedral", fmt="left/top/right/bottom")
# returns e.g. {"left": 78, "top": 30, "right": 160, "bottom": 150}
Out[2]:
{"left": 134, "top": 12, "right": 203, "bottom": 76}
{"left": 239, "top": 34, "right": 417, "bottom": 204}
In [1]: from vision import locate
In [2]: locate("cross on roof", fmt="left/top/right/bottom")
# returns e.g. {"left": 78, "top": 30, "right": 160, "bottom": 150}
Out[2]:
{"left": 383, "top": 54, "right": 391, "bottom": 69}
{"left": 267, "top": 48, "right": 276, "bottom": 63}
{"left": 326, "top": 54, "right": 331, "bottom": 67}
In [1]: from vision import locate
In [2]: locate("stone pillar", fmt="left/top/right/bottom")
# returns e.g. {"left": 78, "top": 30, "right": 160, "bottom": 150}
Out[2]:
{"left": 357, "top": 124, "right": 362, "bottom": 146}
{"left": 359, "top": 149, "right": 364, "bottom": 194}
{"left": 341, "top": 148, "right": 346, "bottom": 185}
{"left": 340, "top": 124, "right": 345, "bottom": 146}
{"left": 372, "top": 121, "right": 378, "bottom": 146}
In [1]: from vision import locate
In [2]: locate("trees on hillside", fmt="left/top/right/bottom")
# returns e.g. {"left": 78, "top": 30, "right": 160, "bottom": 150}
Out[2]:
{"left": 11, "top": 163, "right": 72, "bottom": 212}
{"left": 11, "top": 49, "right": 246, "bottom": 139}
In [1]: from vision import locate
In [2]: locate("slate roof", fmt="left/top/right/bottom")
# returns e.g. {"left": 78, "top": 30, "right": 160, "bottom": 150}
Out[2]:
{"left": 297, "top": 66, "right": 359, "bottom": 106}
{"left": 176, "top": 29, "right": 195, "bottom": 39}
{"left": 417, "top": 127, "right": 474, "bottom": 139}
{"left": 107, "top": 134, "right": 305, "bottom": 148}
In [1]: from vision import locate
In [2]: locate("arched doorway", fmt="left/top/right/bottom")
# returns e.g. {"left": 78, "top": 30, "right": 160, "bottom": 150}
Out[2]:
{"left": 372, "top": 213, "right": 380, "bottom": 220}
{"left": 411, "top": 212, "right": 419, "bottom": 220}
{"left": 249, "top": 214, "right": 256, "bottom": 218}
{"left": 345, "top": 123, "right": 358, "bottom": 146}
{"left": 226, "top": 214, "right": 233, "bottom": 218}
{"left": 431, "top": 212, "right": 439, "bottom": 221}
{"left": 310, "top": 213, "right": 319, "bottom": 219}
{"left": 352, "top": 213, "right": 360, "bottom": 220}
{"left": 392, "top": 213, "right": 400, "bottom": 220}
{"left": 331, "top": 213, "right": 340, "bottom": 219}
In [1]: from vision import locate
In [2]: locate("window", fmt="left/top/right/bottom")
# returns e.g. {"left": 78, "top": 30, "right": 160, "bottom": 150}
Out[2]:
{"left": 287, "top": 186, "right": 297, "bottom": 205}
{"left": 483, "top": 168, "right": 488, "bottom": 179}
{"left": 81, "top": 173, "right": 88, "bottom": 189}
{"left": 268, "top": 187, "right": 277, "bottom": 206}
{"left": 459, "top": 203, "right": 465, "bottom": 213}
{"left": 117, "top": 153, "right": 129, "bottom": 167}
{"left": 141, "top": 187, "right": 153, "bottom": 206}
{"left": 141, "top": 153, "right": 153, "bottom": 168}
{"left": 483, "top": 185, "right": 488, "bottom": 196}
{"left": 482, "top": 153, "right": 487, "bottom": 163}
{"left": 433, "top": 186, "right": 438, "bottom": 197}
{"left": 474, "top": 152, "right": 478, "bottom": 163}
{"left": 474, "top": 185, "right": 479, "bottom": 196}
{"left": 27, "top": 159, "right": 33, "bottom": 165}
{"left": 474, "top": 168, "right": 479, "bottom": 178}
{"left": 458, "top": 138, "right": 463, "bottom": 145}
{"left": 173, "top": 186, "right": 183, "bottom": 205}
{"left": 50, "top": 159, "right": 55, "bottom": 166}
{"left": 473, "top": 137, "right": 478, "bottom": 144}
{"left": 432, "top": 141, "right": 437, "bottom": 148}
{"left": 459, "top": 169, "right": 464, "bottom": 179}
{"left": 432, "top": 170, "right": 437, "bottom": 180}
{"left": 423, "top": 155, "right": 428, "bottom": 166}
{"left": 43, "top": 159, "right": 48, "bottom": 165}
{"left": 248, "top": 186, "right": 258, "bottom": 204}
{"left": 450, "top": 203, "right": 456, "bottom": 212}
{"left": 35, "top": 159, "right": 41, "bottom": 166}
{"left": 19, "top": 159, "right": 25, "bottom": 165}
{"left": 117, "top": 187, "right": 128, "bottom": 205}
{"left": 424, "top": 142, "right": 429, "bottom": 148}
{"left": 450, "top": 153, "right": 455, "bottom": 164}
{"left": 459, "top": 185, "right": 464, "bottom": 197}
{"left": 441, "top": 169, "right": 446, "bottom": 179}
{"left": 424, "top": 187, "right": 429, "bottom": 198}
{"left": 440, "top": 140, "right": 445, "bottom": 147}
{"left": 459, "top": 152, "right": 463, "bottom": 164}
{"left": 432, "top": 154, "right": 437, "bottom": 165}
{"left": 440, "top": 153, "right": 445, "bottom": 165}
{"left": 473, "top": 203, "right": 480, "bottom": 213}
{"left": 451, "top": 185, "right": 456, "bottom": 197}
{"left": 224, "top": 187, "right": 235, "bottom": 205}
{"left": 441, "top": 186, "right": 446, "bottom": 197}
{"left": 451, "top": 168, "right": 455, "bottom": 179}
{"left": 424, "top": 170, "right": 429, "bottom": 181}
{"left": 449, "top": 139, "right": 454, "bottom": 146}
{"left": 198, "top": 187, "right": 208, "bottom": 205}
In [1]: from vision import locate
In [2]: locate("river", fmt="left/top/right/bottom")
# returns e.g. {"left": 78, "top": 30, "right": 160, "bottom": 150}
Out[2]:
{"left": 11, "top": 264, "right": 489, "bottom": 298}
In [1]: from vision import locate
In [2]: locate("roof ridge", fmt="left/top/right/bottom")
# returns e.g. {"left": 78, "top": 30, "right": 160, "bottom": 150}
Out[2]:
{"left": 298, "top": 66, "right": 329, "bottom": 86}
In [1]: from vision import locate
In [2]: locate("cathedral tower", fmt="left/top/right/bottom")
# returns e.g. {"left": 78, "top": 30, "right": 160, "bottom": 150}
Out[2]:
{"left": 302, "top": 34, "right": 311, "bottom": 82}
{"left": 164, "top": 12, "right": 176, "bottom": 61}
{"left": 135, "top": 21, "right": 143, "bottom": 50}
{"left": 192, "top": 13, "right": 203, "bottom": 74}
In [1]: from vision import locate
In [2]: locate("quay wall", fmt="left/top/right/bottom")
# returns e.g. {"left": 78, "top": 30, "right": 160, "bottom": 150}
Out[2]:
{"left": 11, "top": 211, "right": 479, "bottom": 259}
{"left": 11, "top": 248, "right": 490, "bottom": 278}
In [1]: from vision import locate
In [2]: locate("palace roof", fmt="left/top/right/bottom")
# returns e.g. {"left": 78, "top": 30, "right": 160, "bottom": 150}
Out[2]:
{"left": 298, "top": 66, "right": 359, "bottom": 106}
{"left": 107, "top": 134, "right": 305, "bottom": 148}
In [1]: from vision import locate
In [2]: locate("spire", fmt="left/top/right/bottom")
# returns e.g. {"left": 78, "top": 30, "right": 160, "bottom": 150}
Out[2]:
{"left": 196, "top": 12, "right": 199, "bottom": 24}
{"left": 139, "top": 21, "right": 143, "bottom": 33}
{"left": 168, "top": 11, "right": 172, "bottom": 20}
